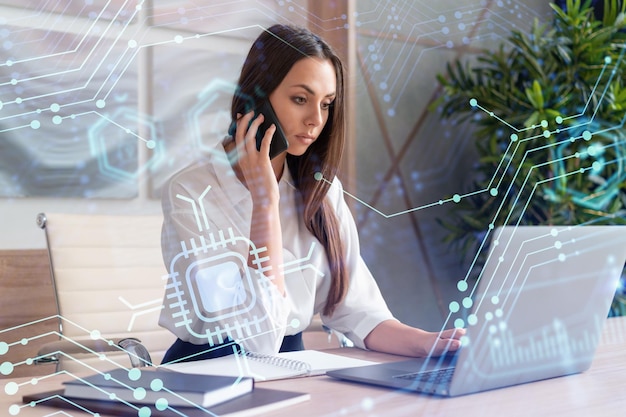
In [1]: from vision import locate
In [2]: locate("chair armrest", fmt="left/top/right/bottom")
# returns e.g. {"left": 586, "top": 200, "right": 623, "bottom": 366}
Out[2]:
{"left": 36, "top": 337, "right": 152, "bottom": 368}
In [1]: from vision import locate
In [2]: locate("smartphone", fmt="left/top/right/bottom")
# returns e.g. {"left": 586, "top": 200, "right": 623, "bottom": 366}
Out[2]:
{"left": 254, "top": 100, "right": 289, "bottom": 159}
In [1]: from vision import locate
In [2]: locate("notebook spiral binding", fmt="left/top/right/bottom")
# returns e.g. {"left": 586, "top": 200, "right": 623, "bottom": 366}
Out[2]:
{"left": 244, "top": 351, "right": 312, "bottom": 373}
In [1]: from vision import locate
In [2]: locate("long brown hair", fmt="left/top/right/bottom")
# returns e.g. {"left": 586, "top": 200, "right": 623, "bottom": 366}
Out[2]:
{"left": 230, "top": 24, "right": 348, "bottom": 316}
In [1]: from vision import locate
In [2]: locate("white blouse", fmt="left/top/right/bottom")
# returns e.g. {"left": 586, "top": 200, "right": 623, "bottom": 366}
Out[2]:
{"left": 159, "top": 140, "right": 396, "bottom": 354}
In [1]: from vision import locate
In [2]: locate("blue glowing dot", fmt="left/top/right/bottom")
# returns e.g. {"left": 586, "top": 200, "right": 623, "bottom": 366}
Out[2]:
{"left": 449, "top": 301, "right": 460, "bottom": 313}
{"left": 174, "top": 35, "right": 183, "bottom": 44}
{"left": 155, "top": 398, "right": 168, "bottom": 411}
{"left": 30, "top": 120, "right": 40, "bottom": 129}
{"left": 540, "top": 120, "right": 548, "bottom": 128}
{"left": 543, "top": 130, "right": 550, "bottom": 138}
{"left": 490, "top": 188, "right": 498, "bottom": 196}
{"left": 462, "top": 297, "right": 473, "bottom": 308}
{"left": 138, "top": 406, "right": 152, "bottom": 417}
{"left": 0, "top": 342, "right": 9, "bottom": 355}
{"left": 491, "top": 296, "right": 499, "bottom": 305}
{"left": 582, "top": 131, "right": 592, "bottom": 141}
{"left": 314, "top": 172, "right": 323, "bottom": 181}
{"left": 605, "top": 56, "right": 612, "bottom": 64}
{"left": 452, "top": 194, "right": 461, "bottom": 203}
{"left": 469, "top": 98, "right": 478, "bottom": 107}
{"left": 128, "top": 39, "right": 138, "bottom": 48}
{"left": 128, "top": 368, "right": 141, "bottom": 381}
{"left": 134, "top": 387, "right": 147, "bottom": 400}
{"left": 96, "top": 100, "right": 106, "bottom": 109}
{"left": 457, "top": 281, "right": 468, "bottom": 292}
{"left": 2, "top": 363, "right": 16, "bottom": 378}
{"left": 146, "top": 140, "right": 156, "bottom": 149}
{"left": 555, "top": 116, "right": 563, "bottom": 124}
{"left": 150, "top": 378, "right": 163, "bottom": 391}
{"left": 454, "top": 318, "right": 465, "bottom": 329}
{"left": 290, "top": 318, "right": 300, "bottom": 328}
{"left": 510, "top": 133, "right": 518, "bottom": 141}
{"left": 467, "top": 314, "right": 478, "bottom": 325}
{"left": 9, "top": 404, "right": 20, "bottom": 415}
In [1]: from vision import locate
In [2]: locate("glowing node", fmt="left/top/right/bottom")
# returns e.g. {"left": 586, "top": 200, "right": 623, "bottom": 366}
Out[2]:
{"left": 467, "top": 314, "right": 478, "bottom": 325}
{"left": 488, "top": 223, "right": 495, "bottom": 229}
{"left": 129, "top": 368, "right": 142, "bottom": 381}
{"left": 138, "top": 406, "right": 152, "bottom": 417}
{"left": 555, "top": 116, "right": 563, "bottom": 124}
{"left": 290, "top": 318, "right": 300, "bottom": 329}
{"left": 449, "top": 301, "right": 460, "bottom": 313}
{"left": 491, "top": 295, "right": 499, "bottom": 305}
{"left": 4, "top": 380, "right": 18, "bottom": 394}
{"left": 90, "top": 330, "right": 101, "bottom": 340}
{"left": 155, "top": 398, "right": 168, "bottom": 411}
{"left": 558, "top": 253, "right": 566, "bottom": 262}
{"left": 146, "top": 140, "right": 156, "bottom": 149}
{"left": 96, "top": 100, "right": 106, "bottom": 109}
{"left": 25, "top": 358, "right": 33, "bottom": 365}
{"left": 30, "top": 378, "right": 37, "bottom": 386}
{"left": 462, "top": 297, "right": 473, "bottom": 308}
{"left": 582, "top": 130, "right": 592, "bottom": 141}
{"left": 313, "top": 172, "right": 323, "bottom": 181}
{"left": 554, "top": 241, "right": 562, "bottom": 249}
{"left": 174, "top": 35, "right": 183, "bottom": 44}
{"left": 20, "top": 338, "right": 27, "bottom": 346}
{"left": 543, "top": 130, "right": 550, "bottom": 138}
{"left": 452, "top": 194, "right": 461, "bottom": 203}
{"left": 0, "top": 342, "right": 8, "bottom": 355}
{"left": 510, "top": 133, "right": 518, "bottom": 142}
{"left": 109, "top": 393, "right": 116, "bottom": 400}
{"left": 128, "top": 40, "right": 138, "bottom": 48}
{"left": 8, "top": 404, "right": 20, "bottom": 415}
{"left": 30, "top": 120, "right": 40, "bottom": 130}
{"left": 134, "top": 387, "right": 147, "bottom": 400}
{"left": 485, "top": 312, "right": 493, "bottom": 321}
{"left": 150, "top": 378, "right": 164, "bottom": 391}
{"left": 10, "top": 78, "right": 17, "bottom": 85}
{"left": 495, "top": 309, "right": 503, "bottom": 317}
{"left": 454, "top": 318, "right": 465, "bottom": 329}
{"left": 457, "top": 281, "right": 468, "bottom": 292}
{"left": 605, "top": 56, "right": 612, "bottom": 64}
{"left": 15, "top": 97, "right": 22, "bottom": 104}
{"left": 490, "top": 188, "right": 498, "bottom": 196}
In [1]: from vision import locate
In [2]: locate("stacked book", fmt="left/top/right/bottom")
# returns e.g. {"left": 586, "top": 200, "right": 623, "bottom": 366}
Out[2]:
{"left": 25, "top": 367, "right": 309, "bottom": 416}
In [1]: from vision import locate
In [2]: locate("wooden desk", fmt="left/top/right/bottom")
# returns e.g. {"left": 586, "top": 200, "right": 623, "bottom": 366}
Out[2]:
{"left": 3, "top": 316, "right": 626, "bottom": 417}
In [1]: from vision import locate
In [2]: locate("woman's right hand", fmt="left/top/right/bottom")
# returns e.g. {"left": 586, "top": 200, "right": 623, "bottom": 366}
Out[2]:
{"left": 232, "top": 111, "right": 280, "bottom": 207}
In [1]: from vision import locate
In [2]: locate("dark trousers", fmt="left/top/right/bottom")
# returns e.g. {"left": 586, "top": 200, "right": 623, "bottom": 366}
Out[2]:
{"left": 161, "top": 332, "right": 304, "bottom": 365}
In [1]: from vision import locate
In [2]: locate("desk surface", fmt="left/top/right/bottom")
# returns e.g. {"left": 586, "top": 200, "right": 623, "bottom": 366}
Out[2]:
{"left": 3, "top": 316, "right": 626, "bottom": 417}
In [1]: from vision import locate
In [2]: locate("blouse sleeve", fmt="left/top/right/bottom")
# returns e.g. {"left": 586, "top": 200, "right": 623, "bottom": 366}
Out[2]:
{"left": 158, "top": 162, "right": 291, "bottom": 354}
{"left": 319, "top": 178, "right": 397, "bottom": 349}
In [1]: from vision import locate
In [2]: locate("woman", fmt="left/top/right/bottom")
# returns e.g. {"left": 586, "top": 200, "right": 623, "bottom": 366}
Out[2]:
{"left": 159, "top": 24, "right": 463, "bottom": 364}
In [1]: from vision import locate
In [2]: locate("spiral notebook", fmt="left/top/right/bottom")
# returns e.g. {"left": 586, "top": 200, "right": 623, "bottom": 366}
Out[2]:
{"left": 162, "top": 350, "right": 378, "bottom": 381}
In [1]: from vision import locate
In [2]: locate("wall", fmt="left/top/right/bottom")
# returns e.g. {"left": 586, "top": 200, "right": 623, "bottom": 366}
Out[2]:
{"left": 0, "top": 1, "right": 554, "bottom": 335}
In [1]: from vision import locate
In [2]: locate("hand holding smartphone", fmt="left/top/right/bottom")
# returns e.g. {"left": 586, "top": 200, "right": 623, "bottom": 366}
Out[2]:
{"left": 254, "top": 100, "right": 289, "bottom": 159}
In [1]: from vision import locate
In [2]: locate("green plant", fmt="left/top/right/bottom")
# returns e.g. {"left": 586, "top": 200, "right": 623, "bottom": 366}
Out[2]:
{"left": 433, "top": 0, "right": 626, "bottom": 315}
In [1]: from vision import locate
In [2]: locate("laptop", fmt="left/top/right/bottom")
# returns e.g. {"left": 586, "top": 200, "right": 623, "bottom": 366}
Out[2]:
{"left": 327, "top": 225, "right": 626, "bottom": 397}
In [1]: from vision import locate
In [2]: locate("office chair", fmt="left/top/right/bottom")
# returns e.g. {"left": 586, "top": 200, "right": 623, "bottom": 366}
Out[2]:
{"left": 35, "top": 212, "right": 176, "bottom": 373}
{"left": 34, "top": 212, "right": 348, "bottom": 374}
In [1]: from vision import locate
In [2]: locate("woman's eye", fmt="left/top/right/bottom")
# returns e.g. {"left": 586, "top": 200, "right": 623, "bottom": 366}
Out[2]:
{"left": 293, "top": 97, "right": 306, "bottom": 104}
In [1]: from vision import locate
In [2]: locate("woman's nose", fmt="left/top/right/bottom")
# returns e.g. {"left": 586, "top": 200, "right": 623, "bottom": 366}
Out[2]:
{"left": 305, "top": 105, "right": 323, "bottom": 127}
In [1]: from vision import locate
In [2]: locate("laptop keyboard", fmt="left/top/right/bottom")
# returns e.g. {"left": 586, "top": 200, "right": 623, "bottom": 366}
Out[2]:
{"left": 393, "top": 367, "right": 455, "bottom": 385}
